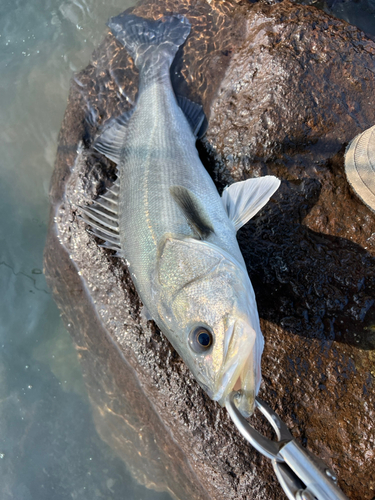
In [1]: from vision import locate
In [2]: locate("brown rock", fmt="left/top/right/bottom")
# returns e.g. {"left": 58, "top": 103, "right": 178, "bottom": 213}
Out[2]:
{"left": 45, "top": 1, "right": 375, "bottom": 499}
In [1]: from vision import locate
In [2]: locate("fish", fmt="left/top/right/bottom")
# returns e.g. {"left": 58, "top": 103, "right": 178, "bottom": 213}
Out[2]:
{"left": 80, "top": 13, "right": 280, "bottom": 416}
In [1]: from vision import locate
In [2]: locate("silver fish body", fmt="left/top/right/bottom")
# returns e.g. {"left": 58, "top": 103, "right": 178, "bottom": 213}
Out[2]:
{"left": 81, "top": 14, "right": 280, "bottom": 415}
{"left": 119, "top": 67, "right": 243, "bottom": 311}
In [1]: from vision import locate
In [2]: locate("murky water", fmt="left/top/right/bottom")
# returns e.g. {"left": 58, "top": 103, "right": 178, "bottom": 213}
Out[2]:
{"left": 0, "top": 0, "right": 373, "bottom": 499}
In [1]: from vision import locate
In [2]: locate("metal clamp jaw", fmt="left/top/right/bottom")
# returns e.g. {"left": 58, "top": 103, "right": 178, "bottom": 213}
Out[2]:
{"left": 225, "top": 393, "right": 350, "bottom": 500}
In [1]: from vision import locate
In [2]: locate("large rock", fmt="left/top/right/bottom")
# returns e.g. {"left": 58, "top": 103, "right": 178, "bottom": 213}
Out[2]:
{"left": 45, "top": 1, "right": 375, "bottom": 499}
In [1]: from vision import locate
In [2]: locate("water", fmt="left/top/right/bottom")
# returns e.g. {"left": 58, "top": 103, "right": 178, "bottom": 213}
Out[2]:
{"left": 0, "top": 0, "right": 373, "bottom": 499}
{"left": 328, "top": 0, "right": 375, "bottom": 36}
{"left": 297, "top": 0, "right": 375, "bottom": 36}
{"left": 0, "top": 0, "right": 171, "bottom": 498}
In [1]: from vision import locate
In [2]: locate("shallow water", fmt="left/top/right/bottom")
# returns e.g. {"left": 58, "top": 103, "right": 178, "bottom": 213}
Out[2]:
{"left": 0, "top": 0, "right": 171, "bottom": 498}
{"left": 0, "top": 0, "right": 373, "bottom": 499}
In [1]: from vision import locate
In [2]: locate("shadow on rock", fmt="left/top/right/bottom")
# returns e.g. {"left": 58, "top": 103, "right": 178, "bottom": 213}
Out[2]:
{"left": 239, "top": 179, "right": 375, "bottom": 350}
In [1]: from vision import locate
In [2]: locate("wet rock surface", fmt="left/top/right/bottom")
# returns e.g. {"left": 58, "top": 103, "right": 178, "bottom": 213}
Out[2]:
{"left": 45, "top": 1, "right": 375, "bottom": 499}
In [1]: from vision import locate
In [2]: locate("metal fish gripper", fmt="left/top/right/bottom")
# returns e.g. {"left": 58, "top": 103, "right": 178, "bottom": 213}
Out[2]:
{"left": 225, "top": 392, "right": 350, "bottom": 500}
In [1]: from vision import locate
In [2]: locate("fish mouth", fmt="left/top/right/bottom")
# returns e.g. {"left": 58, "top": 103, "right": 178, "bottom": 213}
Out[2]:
{"left": 212, "top": 321, "right": 261, "bottom": 416}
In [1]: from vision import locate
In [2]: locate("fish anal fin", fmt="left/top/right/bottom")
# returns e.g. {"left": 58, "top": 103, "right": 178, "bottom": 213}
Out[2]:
{"left": 94, "top": 108, "right": 134, "bottom": 164}
{"left": 80, "top": 177, "right": 123, "bottom": 254}
{"left": 141, "top": 304, "right": 153, "bottom": 322}
{"left": 221, "top": 176, "right": 281, "bottom": 231}
{"left": 170, "top": 185, "right": 214, "bottom": 239}
{"left": 177, "top": 95, "right": 208, "bottom": 139}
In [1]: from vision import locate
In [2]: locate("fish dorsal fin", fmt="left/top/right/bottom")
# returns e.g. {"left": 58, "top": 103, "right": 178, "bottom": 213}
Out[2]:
{"left": 221, "top": 176, "right": 281, "bottom": 231}
{"left": 79, "top": 177, "right": 123, "bottom": 256}
{"left": 158, "top": 236, "right": 222, "bottom": 292}
{"left": 94, "top": 108, "right": 134, "bottom": 164}
{"left": 170, "top": 185, "right": 214, "bottom": 239}
{"left": 177, "top": 95, "right": 208, "bottom": 139}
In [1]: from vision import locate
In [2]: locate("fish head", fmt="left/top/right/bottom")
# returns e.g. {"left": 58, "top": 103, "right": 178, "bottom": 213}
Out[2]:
{"left": 155, "top": 236, "right": 264, "bottom": 416}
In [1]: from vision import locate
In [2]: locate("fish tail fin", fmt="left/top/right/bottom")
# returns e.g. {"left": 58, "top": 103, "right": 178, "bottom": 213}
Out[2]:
{"left": 107, "top": 13, "right": 191, "bottom": 71}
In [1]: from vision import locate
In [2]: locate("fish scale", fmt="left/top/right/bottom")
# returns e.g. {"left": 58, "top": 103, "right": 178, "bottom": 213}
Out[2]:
{"left": 81, "top": 13, "right": 281, "bottom": 417}
{"left": 120, "top": 78, "right": 238, "bottom": 300}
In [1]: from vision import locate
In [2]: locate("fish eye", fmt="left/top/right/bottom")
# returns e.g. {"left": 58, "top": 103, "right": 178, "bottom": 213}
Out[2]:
{"left": 189, "top": 326, "right": 213, "bottom": 354}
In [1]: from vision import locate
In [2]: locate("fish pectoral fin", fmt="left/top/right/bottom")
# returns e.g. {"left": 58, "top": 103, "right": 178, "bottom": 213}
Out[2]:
{"left": 221, "top": 176, "right": 281, "bottom": 231}
{"left": 94, "top": 108, "right": 134, "bottom": 164}
{"left": 170, "top": 185, "right": 214, "bottom": 239}
{"left": 79, "top": 177, "right": 124, "bottom": 256}
{"left": 177, "top": 95, "right": 208, "bottom": 139}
